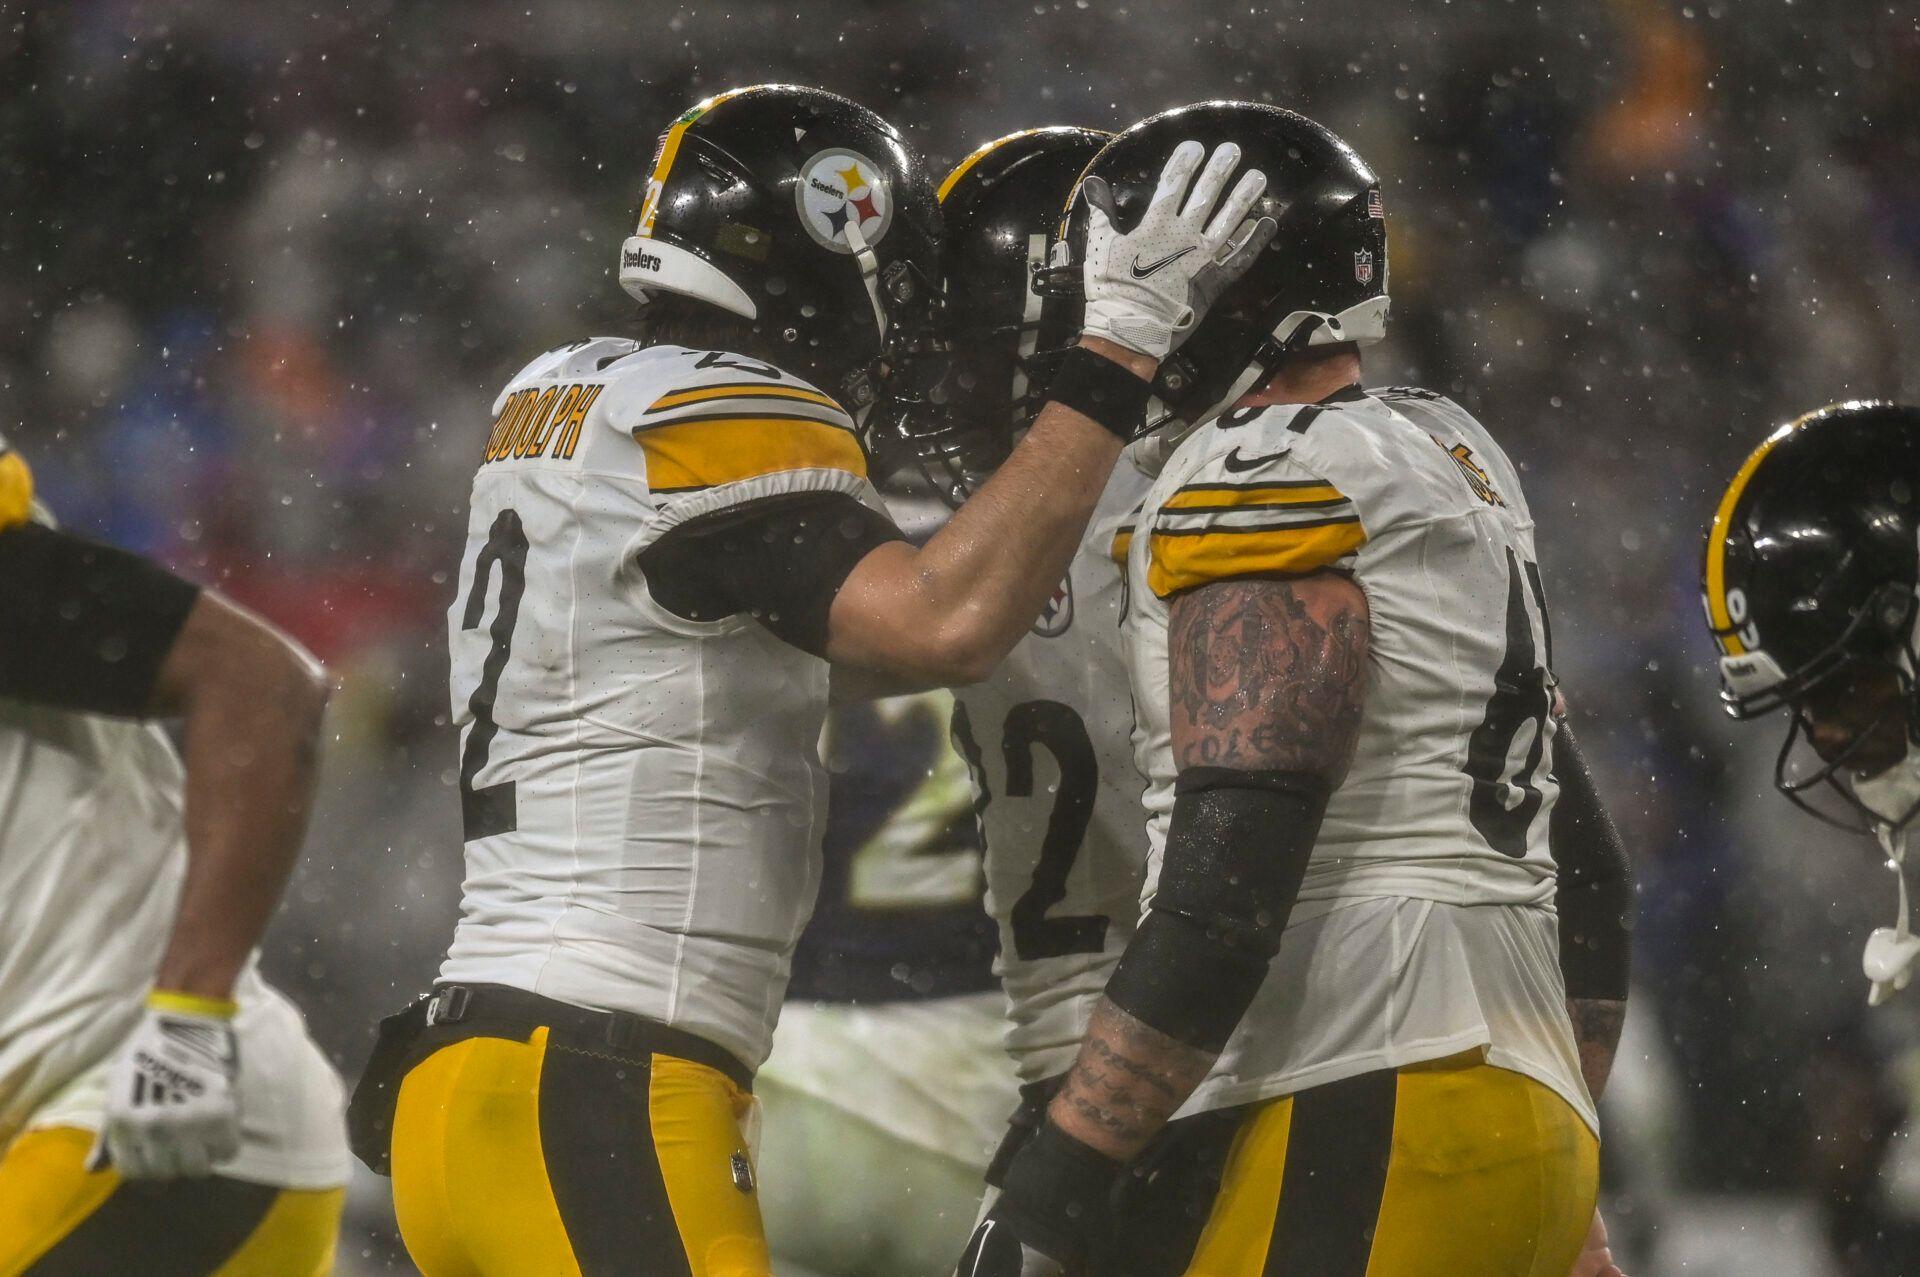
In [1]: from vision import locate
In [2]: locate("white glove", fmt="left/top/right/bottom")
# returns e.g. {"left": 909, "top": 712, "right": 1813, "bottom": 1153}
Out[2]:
{"left": 95, "top": 992, "right": 242, "bottom": 1179}
{"left": 1079, "top": 140, "right": 1277, "bottom": 360}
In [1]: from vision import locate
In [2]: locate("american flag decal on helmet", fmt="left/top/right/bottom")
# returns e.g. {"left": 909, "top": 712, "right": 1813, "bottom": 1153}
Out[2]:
{"left": 1367, "top": 189, "right": 1384, "bottom": 218}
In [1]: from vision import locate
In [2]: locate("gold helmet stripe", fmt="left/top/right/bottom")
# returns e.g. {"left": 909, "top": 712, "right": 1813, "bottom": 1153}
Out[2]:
{"left": 0, "top": 445, "right": 31, "bottom": 530}
{"left": 636, "top": 86, "right": 755, "bottom": 237}
{"left": 937, "top": 125, "right": 1114, "bottom": 204}
{"left": 1703, "top": 407, "right": 1833, "bottom": 655}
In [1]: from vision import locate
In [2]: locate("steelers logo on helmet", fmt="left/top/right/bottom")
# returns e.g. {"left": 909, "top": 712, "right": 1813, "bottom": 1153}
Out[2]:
{"left": 795, "top": 148, "right": 893, "bottom": 254}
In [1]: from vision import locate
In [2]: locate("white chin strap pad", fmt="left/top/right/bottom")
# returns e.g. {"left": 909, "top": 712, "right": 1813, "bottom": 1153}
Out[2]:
{"left": 1866, "top": 826, "right": 1920, "bottom": 1005}
{"left": 1272, "top": 294, "right": 1391, "bottom": 349}
{"left": 619, "top": 237, "right": 758, "bottom": 319}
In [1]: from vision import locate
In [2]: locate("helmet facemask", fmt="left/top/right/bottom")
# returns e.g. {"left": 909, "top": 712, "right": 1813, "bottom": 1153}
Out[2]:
{"left": 1753, "top": 585, "right": 1920, "bottom": 1002}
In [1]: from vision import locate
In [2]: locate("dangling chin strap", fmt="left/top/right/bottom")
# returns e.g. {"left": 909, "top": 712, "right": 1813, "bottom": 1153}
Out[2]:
{"left": 1864, "top": 823, "right": 1920, "bottom": 1005}
{"left": 842, "top": 217, "right": 890, "bottom": 346}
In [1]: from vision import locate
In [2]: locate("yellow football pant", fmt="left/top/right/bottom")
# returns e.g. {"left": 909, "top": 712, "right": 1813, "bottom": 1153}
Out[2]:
{"left": 1187, "top": 1053, "right": 1598, "bottom": 1277}
{"left": 0, "top": 1126, "right": 342, "bottom": 1277}
{"left": 392, "top": 1025, "right": 770, "bottom": 1277}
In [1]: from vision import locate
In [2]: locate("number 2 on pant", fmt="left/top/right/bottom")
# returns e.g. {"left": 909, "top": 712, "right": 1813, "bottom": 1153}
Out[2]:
{"left": 459, "top": 508, "right": 529, "bottom": 842}
{"left": 1464, "top": 547, "right": 1554, "bottom": 857}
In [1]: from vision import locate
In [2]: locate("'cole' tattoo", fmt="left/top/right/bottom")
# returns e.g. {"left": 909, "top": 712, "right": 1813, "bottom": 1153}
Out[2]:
{"left": 1168, "top": 575, "right": 1369, "bottom": 775}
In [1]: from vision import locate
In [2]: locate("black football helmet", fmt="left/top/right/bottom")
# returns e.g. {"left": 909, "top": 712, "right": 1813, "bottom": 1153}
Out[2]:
{"left": 869, "top": 126, "right": 1111, "bottom": 503}
{"left": 1703, "top": 401, "right": 1920, "bottom": 829}
{"left": 618, "top": 84, "right": 944, "bottom": 413}
{"left": 1041, "top": 101, "right": 1388, "bottom": 427}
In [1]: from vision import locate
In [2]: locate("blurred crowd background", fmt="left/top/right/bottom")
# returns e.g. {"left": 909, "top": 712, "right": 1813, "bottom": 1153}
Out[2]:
{"left": 4, "top": 0, "right": 1919, "bottom": 1272}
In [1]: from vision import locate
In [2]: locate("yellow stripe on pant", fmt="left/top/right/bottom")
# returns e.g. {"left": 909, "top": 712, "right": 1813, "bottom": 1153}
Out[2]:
{"left": 391, "top": 1025, "right": 771, "bottom": 1277}
{"left": 0, "top": 1126, "right": 342, "bottom": 1277}
{"left": 1185, "top": 1051, "right": 1598, "bottom": 1277}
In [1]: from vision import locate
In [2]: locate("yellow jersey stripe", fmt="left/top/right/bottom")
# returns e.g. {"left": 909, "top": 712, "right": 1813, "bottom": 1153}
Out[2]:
{"left": 0, "top": 448, "right": 32, "bottom": 530}
{"left": 646, "top": 383, "right": 843, "bottom": 413}
{"left": 1147, "top": 519, "right": 1366, "bottom": 598}
{"left": 1109, "top": 527, "right": 1135, "bottom": 564}
{"left": 1704, "top": 412, "right": 1818, "bottom": 655}
{"left": 637, "top": 416, "right": 868, "bottom": 493}
{"left": 639, "top": 88, "right": 749, "bottom": 236}
{"left": 1165, "top": 483, "right": 1347, "bottom": 510}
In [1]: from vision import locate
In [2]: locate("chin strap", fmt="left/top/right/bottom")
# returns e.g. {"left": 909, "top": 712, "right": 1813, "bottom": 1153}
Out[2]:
{"left": 1865, "top": 823, "right": 1920, "bottom": 1005}
{"left": 842, "top": 217, "right": 890, "bottom": 347}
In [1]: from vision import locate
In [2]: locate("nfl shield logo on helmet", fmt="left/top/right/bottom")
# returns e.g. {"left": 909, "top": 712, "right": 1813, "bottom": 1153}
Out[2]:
{"left": 1353, "top": 249, "right": 1374, "bottom": 284}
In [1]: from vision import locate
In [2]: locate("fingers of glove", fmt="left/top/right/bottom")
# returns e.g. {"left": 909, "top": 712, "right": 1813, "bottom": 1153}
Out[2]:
{"left": 1080, "top": 175, "right": 1120, "bottom": 230}
{"left": 1146, "top": 141, "right": 1206, "bottom": 215}
{"left": 108, "top": 1126, "right": 155, "bottom": 1180}
{"left": 1179, "top": 142, "right": 1244, "bottom": 224}
{"left": 1216, "top": 215, "right": 1278, "bottom": 279}
{"left": 1201, "top": 168, "right": 1269, "bottom": 249}
{"left": 173, "top": 1130, "right": 214, "bottom": 1179}
{"left": 208, "top": 1113, "right": 243, "bottom": 1167}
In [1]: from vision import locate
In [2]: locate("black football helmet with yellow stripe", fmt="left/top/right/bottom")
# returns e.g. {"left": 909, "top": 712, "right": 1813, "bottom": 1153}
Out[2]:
{"left": 1043, "top": 101, "right": 1387, "bottom": 429}
{"left": 618, "top": 84, "right": 944, "bottom": 415}
{"left": 1703, "top": 401, "right": 1920, "bottom": 828}
{"left": 872, "top": 126, "right": 1110, "bottom": 502}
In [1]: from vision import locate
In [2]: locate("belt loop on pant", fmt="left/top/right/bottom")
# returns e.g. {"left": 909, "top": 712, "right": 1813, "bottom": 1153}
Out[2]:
{"left": 605, "top": 1011, "right": 640, "bottom": 1053}
{"left": 425, "top": 985, "right": 472, "bottom": 1027}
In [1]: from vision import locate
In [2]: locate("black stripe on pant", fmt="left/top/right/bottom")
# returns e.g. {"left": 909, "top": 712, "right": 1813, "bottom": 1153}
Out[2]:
{"left": 539, "top": 1040, "right": 691, "bottom": 1277}
{"left": 1264, "top": 1069, "right": 1398, "bottom": 1277}
{"left": 27, "top": 1176, "right": 277, "bottom": 1275}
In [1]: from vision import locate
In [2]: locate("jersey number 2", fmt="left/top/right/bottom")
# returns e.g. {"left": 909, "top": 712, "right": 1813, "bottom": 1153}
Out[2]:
{"left": 956, "top": 700, "right": 1109, "bottom": 960}
{"left": 1464, "top": 548, "right": 1554, "bottom": 857}
{"left": 459, "top": 508, "right": 529, "bottom": 842}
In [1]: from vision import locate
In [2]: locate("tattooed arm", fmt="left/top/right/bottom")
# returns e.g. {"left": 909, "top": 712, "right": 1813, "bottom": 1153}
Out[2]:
{"left": 1568, "top": 998, "right": 1626, "bottom": 1100}
{"left": 1047, "top": 571, "right": 1370, "bottom": 1161}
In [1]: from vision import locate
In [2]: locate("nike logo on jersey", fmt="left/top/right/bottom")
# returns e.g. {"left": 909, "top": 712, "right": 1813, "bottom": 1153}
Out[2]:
{"left": 1221, "top": 447, "right": 1289, "bottom": 473}
{"left": 1130, "top": 246, "right": 1196, "bottom": 279}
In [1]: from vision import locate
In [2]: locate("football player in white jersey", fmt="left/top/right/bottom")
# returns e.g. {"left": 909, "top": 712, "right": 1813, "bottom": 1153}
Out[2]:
{"left": 0, "top": 436, "right": 350, "bottom": 1273}
{"left": 352, "top": 84, "right": 1277, "bottom": 1276}
{"left": 963, "top": 104, "right": 1634, "bottom": 1277}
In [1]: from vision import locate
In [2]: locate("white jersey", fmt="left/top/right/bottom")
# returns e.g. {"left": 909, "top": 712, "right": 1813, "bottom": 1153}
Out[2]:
{"left": 438, "top": 339, "right": 893, "bottom": 1072}
{"left": 1125, "top": 388, "right": 1594, "bottom": 1130}
{"left": 952, "top": 452, "right": 1154, "bottom": 1085}
{"left": 0, "top": 700, "right": 349, "bottom": 1188}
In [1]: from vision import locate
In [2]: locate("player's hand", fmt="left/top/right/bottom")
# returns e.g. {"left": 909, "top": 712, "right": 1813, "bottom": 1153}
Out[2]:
{"left": 1568, "top": 1207, "right": 1627, "bottom": 1277}
{"left": 94, "top": 991, "right": 242, "bottom": 1179}
{"left": 954, "top": 1215, "right": 1067, "bottom": 1277}
{"left": 1078, "top": 140, "right": 1277, "bottom": 361}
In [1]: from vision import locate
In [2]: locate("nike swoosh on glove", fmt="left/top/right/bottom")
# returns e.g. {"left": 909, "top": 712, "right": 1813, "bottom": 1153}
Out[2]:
{"left": 1078, "top": 139, "right": 1278, "bottom": 361}
{"left": 94, "top": 991, "right": 242, "bottom": 1179}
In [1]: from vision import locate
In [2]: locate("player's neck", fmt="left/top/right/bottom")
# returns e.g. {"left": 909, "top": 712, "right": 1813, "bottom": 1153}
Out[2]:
{"left": 1236, "top": 346, "right": 1363, "bottom": 409}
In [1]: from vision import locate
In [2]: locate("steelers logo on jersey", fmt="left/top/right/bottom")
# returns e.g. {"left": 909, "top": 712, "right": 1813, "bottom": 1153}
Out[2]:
{"left": 1032, "top": 573, "right": 1075, "bottom": 637}
{"left": 796, "top": 148, "right": 893, "bottom": 254}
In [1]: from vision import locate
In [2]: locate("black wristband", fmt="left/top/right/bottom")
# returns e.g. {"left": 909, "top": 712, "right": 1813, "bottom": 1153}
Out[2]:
{"left": 1046, "top": 345, "right": 1153, "bottom": 442}
{"left": 994, "top": 1119, "right": 1122, "bottom": 1260}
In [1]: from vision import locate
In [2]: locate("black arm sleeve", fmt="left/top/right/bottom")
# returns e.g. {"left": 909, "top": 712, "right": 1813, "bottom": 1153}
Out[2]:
{"left": 638, "top": 491, "right": 906, "bottom": 658}
{"left": 0, "top": 523, "right": 203, "bottom": 717}
{"left": 1551, "top": 721, "right": 1634, "bottom": 1000}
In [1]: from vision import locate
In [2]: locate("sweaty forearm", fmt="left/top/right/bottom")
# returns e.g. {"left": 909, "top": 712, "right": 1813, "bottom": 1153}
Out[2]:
{"left": 1568, "top": 996, "right": 1626, "bottom": 1101}
{"left": 151, "top": 593, "right": 329, "bottom": 999}
{"left": 825, "top": 339, "right": 1141, "bottom": 683}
